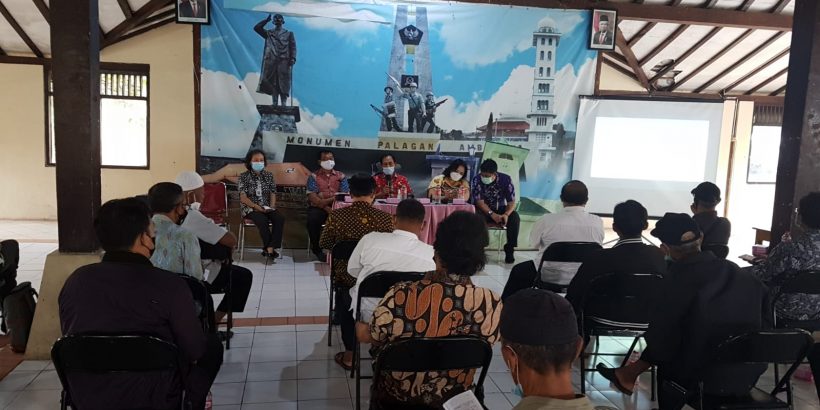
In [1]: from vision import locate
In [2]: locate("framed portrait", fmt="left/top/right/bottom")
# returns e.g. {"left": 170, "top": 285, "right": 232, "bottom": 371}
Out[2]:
{"left": 589, "top": 9, "right": 617, "bottom": 51}
{"left": 176, "top": 0, "right": 210, "bottom": 25}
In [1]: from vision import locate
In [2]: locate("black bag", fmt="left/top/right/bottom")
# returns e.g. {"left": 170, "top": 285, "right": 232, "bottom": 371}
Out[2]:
{"left": 3, "top": 282, "right": 37, "bottom": 353}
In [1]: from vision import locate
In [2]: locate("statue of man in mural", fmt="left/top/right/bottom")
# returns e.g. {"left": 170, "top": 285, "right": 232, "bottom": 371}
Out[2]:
{"left": 254, "top": 13, "right": 296, "bottom": 106}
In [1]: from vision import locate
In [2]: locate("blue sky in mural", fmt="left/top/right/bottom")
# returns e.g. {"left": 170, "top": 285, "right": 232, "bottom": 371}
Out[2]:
{"left": 203, "top": 0, "right": 594, "bottom": 138}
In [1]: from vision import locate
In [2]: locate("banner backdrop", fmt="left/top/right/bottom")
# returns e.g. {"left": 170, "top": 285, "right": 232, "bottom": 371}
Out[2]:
{"left": 201, "top": 0, "right": 596, "bottom": 246}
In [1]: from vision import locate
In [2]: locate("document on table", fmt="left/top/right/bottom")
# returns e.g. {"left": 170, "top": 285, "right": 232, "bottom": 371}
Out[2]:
{"left": 443, "top": 390, "right": 483, "bottom": 410}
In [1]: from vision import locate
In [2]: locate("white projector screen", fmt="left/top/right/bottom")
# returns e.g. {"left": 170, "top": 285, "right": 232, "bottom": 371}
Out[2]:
{"left": 573, "top": 98, "right": 725, "bottom": 217}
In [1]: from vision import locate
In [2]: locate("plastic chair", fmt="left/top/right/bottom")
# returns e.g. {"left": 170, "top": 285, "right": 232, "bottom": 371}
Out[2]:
{"left": 353, "top": 271, "right": 426, "bottom": 409}
{"left": 534, "top": 242, "right": 602, "bottom": 292}
{"left": 201, "top": 183, "right": 229, "bottom": 229}
{"left": 328, "top": 240, "right": 360, "bottom": 347}
{"left": 486, "top": 224, "right": 506, "bottom": 263}
{"left": 579, "top": 272, "right": 664, "bottom": 400}
{"left": 51, "top": 334, "right": 185, "bottom": 410}
{"left": 371, "top": 337, "right": 493, "bottom": 409}
{"left": 663, "top": 329, "right": 813, "bottom": 409}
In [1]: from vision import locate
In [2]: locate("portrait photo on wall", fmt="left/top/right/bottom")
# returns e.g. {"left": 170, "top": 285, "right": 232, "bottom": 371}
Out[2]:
{"left": 176, "top": 0, "right": 209, "bottom": 24}
{"left": 589, "top": 9, "right": 616, "bottom": 50}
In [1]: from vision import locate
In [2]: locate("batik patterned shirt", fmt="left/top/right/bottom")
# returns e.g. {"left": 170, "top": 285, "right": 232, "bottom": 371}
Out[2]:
{"left": 306, "top": 169, "right": 348, "bottom": 202}
{"left": 369, "top": 271, "right": 502, "bottom": 407}
{"left": 752, "top": 229, "right": 820, "bottom": 320}
{"left": 373, "top": 173, "right": 413, "bottom": 198}
{"left": 471, "top": 172, "right": 515, "bottom": 212}
{"left": 150, "top": 215, "right": 203, "bottom": 280}
{"left": 427, "top": 175, "right": 470, "bottom": 200}
{"left": 238, "top": 170, "right": 276, "bottom": 217}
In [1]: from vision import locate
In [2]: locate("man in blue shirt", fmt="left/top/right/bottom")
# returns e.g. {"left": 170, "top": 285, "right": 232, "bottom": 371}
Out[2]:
{"left": 471, "top": 159, "right": 520, "bottom": 263}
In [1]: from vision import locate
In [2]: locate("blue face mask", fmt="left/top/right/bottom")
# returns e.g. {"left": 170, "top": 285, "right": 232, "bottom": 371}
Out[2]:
{"left": 481, "top": 176, "right": 494, "bottom": 185}
{"left": 251, "top": 162, "right": 265, "bottom": 172}
{"left": 505, "top": 346, "right": 525, "bottom": 398}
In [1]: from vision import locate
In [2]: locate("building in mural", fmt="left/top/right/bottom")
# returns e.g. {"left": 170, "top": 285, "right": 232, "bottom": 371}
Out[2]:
{"left": 527, "top": 20, "right": 561, "bottom": 168}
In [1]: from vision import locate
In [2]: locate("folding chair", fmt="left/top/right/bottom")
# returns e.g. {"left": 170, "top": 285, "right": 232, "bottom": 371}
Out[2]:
{"left": 371, "top": 337, "right": 493, "bottom": 409}
{"left": 178, "top": 274, "right": 213, "bottom": 334}
{"left": 534, "top": 241, "right": 601, "bottom": 292}
{"left": 663, "top": 329, "right": 813, "bottom": 409}
{"left": 353, "top": 271, "right": 426, "bottom": 410}
{"left": 486, "top": 224, "right": 506, "bottom": 263}
{"left": 51, "top": 334, "right": 186, "bottom": 410}
{"left": 771, "top": 269, "right": 820, "bottom": 382}
{"left": 579, "top": 272, "right": 664, "bottom": 400}
{"left": 328, "top": 240, "right": 360, "bottom": 347}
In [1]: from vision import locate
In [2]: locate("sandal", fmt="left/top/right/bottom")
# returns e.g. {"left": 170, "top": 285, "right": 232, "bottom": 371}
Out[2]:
{"left": 596, "top": 363, "right": 633, "bottom": 396}
{"left": 334, "top": 351, "right": 353, "bottom": 371}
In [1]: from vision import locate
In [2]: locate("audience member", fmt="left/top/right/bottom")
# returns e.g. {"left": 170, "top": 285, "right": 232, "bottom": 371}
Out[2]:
{"left": 175, "top": 171, "right": 253, "bottom": 329}
{"left": 357, "top": 211, "right": 502, "bottom": 408}
{"left": 427, "top": 159, "right": 470, "bottom": 201}
{"left": 472, "top": 159, "right": 520, "bottom": 263}
{"left": 148, "top": 182, "right": 203, "bottom": 280}
{"left": 752, "top": 192, "right": 820, "bottom": 321}
{"left": 320, "top": 173, "right": 394, "bottom": 370}
{"left": 500, "top": 289, "right": 594, "bottom": 410}
{"left": 59, "top": 198, "right": 222, "bottom": 409}
{"left": 238, "top": 149, "right": 286, "bottom": 258}
{"left": 597, "top": 213, "right": 767, "bottom": 409}
{"left": 690, "top": 182, "right": 731, "bottom": 258}
{"left": 306, "top": 150, "right": 349, "bottom": 260}
{"left": 0, "top": 239, "right": 19, "bottom": 303}
{"left": 501, "top": 180, "right": 603, "bottom": 300}
{"left": 565, "top": 200, "right": 665, "bottom": 325}
{"left": 373, "top": 153, "right": 413, "bottom": 199}
{"left": 348, "top": 199, "right": 436, "bottom": 321}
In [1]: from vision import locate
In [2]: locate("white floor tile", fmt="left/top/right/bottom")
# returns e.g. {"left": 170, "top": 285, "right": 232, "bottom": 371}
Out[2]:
{"left": 297, "top": 378, "right": 350, "bottom": 401}
{"left": 24, "top": 371, "right": 61, "bottom": 391}
{"left": 246, "top": 361, "right": 298, "bottom": 382}
{"left": 0, "top": 371, "right": 38, "bottom": 391}
{"left": 3, "top": 389, "right": 59, "bottom": 410}
{"left": 212, "top": 382, "right": 245, "bottom": 405}
{"left": 297, "top": 398, "right": 354, "bottom": 410}
{"left": 297, "top": 359, "right": 348, "bottom": 379}
{"left": 242, "top": 380, "right": 298, "bottom": 403}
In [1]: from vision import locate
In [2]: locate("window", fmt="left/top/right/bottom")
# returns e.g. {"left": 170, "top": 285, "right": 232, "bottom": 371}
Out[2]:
{"left": 546, "top": 67, "right": 551, "bottom": 77}
{"left": 547, "top": 51, "right": 552, "bottom": 60}
{"left": 747, "top": 126, "right": 781, "bottom": 184}
{"left": 538, "top": 83, "right": 547, "bottom": 93}
{"left": 537, "top": 100, "right": 549, "bottom": 111}
{"left": 546, "top": 83, "right": 550, "bottom": 93}
{"left": 538, "top": 67, "right": 543, "bottom": 76}
{"left": 47, "top": 65, "right": 150, "bottom": 168}
{"left": 548, "top": 38, "right": 553, "bottom": 46}
{"left": 540, "top": 51, "right": 544, "bottom": 61}
{"left": 540, "top": 151, "right": 548, "bottom": 161}
{"left": 541, "top": 38, "right": 545, "bottom": 45}
{"left": 536, "top": 117, "right": 548, "bottom": 126}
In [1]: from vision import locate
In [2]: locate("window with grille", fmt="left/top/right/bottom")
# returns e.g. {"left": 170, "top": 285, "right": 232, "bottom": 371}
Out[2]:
{"left": 46, "top": 66, "right": 150, "bottom": 168}
{"left": 548, "top": 51, "right": 552, "bottom": 60}
{"left": 540, "top": 51, "right": 544, "bottom": 60}
{"left": 536, "top": 117, "right": 548, "bottom": 126}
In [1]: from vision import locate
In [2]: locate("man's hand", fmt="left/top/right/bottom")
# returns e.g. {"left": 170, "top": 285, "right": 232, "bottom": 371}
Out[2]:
{"left": 490, "top": 213, "right": 503, "bottom": 225}
{"left": 324, "top": 206, "right": 333, "bottom": 214}
{"left": 355, "top": 321, "right": 374, "bottom": 344}
{"left": 500, "top": 214, "right": 509, "bottom": 225}
{"left": 266, "top": 14, "right": 272, "bottom": 22}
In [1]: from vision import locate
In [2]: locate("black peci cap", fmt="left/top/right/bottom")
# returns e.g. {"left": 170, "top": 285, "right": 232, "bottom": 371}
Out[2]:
{"left": 650, "top": 212, "right": 702, "bottom": 246}
{"left": 500, "top": 289, "right": 578, "bottom": 346}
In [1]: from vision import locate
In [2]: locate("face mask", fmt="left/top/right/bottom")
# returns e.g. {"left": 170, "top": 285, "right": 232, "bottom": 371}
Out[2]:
{"left": 505, "top": 346, "right": 524, "bottom": 398}
{"left": 449, "top": 172, "right": 463, "bottom": 182}
{"left": 320, "top": 160, "right": 335, "bottom": 171}
{"left": 481, "top": 176, "right": 494, "bottom": 185}
{"left": 188, "top": 202, "right": 201, "bottom": 212}
{"left": 251, "top": 162, "right": 265, "bottom": 172}
{"left": 383, "top": 167, "right": 395, "bottom": 176}
{"left": 145, "top": 234, "right": 156, "bottom": 258}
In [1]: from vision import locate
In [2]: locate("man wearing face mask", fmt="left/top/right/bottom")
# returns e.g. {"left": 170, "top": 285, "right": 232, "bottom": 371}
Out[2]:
{"left": 373, "top": 153, "right": 413, "bottom": 199}
{"left": 306, "top": 150, "right": 349, "bottom": 260}
{"left": 471, "top": 159, "right": 520, "bottom": 263}
{"left": 148, "top": 182, "right": 204, "bottom": 280}
{"left": 59, "top": 197, "right": 223, "bottom": 409}
{"left": 500, "top": 288, "right": 594, "bottom": 409}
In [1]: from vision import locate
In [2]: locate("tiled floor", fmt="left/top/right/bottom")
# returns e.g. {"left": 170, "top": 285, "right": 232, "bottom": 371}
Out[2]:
{"left": 1, "top": 220, "right": 819, "bottom": 409}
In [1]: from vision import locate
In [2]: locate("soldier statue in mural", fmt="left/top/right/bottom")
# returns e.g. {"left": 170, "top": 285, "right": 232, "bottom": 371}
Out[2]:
{"left": 254, "top": 13, "right": 296, "bottom": 106}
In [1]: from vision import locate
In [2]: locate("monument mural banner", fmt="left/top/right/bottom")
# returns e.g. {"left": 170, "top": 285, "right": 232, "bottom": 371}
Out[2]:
{"left": 201, "top": 0, "right": 596, "bottom": 246}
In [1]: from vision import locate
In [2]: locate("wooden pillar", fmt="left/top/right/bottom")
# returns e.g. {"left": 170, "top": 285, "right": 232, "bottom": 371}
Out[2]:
{"left": 50, "top": 0, "right": 101, "bottom": 252}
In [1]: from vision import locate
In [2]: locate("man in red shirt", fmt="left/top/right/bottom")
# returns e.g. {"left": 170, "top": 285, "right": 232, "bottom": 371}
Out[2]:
{"left": 306, "top": 150, "right": 349, "bottom": 260}
{"left": 373, "top": 153, "right": 413, "bottom": 199}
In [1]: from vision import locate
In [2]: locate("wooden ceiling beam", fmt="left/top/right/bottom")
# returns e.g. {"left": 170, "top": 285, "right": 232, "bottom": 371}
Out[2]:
{"left": 615, "top": 27, "right": 652, "bottom": 91}
{"left": 771, "top": 0, "right": 791, "bottom": 13}
{"left": 627, "top": 22, "right": 656, "bottom": 48}
{"left": 703, "top": 0, "right": 720, "bottom": 8}
{"left": 0, "top": 0, "right": 43, "bottom": 58}
{"left": 31, "top": 0, "right": 49, "bottom": 23}
{"left": 117, "top": 0, "right": 134, "bottom": 19}
{"left": 745, "top": 67, "right": 788, "bottom": 95}
{"left": 103, "top": 16, "right": 174, "bottom": 49}
{"left": 105, "top": 0, "right": 171, "bottom": 44}
{"left": 139, "top": 8, "right": 174, "bottom": 28}
{"left": 769, "top": 84, "right": 787, "bottom": 96}
{"left": 604, "top": 51, "right": 628, "bottom": 66}
{"left": 649, "top": 27, "right": 721, "bottom": 83}
{"left": 723, "top": 48, "right": 790, "bottom": 93}
{"left": 671, "top": 29, "right": 754, "bottom": 91}
{"left": 694, "top": 31, "right": 787, "bottom": 93}
{"left": 737, "top": 0, "right": 757, "bottom": 12}
{"left": 639, "top": 24, "right": 687, "bottom": 66}
{"left": 602, "top": 56, "right": 639, "bottom": 81}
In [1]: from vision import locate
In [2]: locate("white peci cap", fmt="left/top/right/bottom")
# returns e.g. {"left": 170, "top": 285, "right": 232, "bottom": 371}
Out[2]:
{"left": 175, "top": 171, "right": 204, "bottom": 192}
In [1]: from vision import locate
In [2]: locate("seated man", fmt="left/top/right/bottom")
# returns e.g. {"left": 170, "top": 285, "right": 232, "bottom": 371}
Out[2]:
{"left": 690, "top": 182, "right": 731, "bottom": 258}
{"left": 306, "top": 150, "right": 349, "bottom": 260}
{"left": 597, "top": 213, "right": 767, "bottom": 410}
{"left": 320, "top": 173, "right": 394, "bottom": 370}
{"left": 373, "top": 153, "right": 413, "bottom": 199}
{"left": 501, "top": 180, "right": 603, "bottom": 300}
{"left": 472, "top": 159, "right": 521, "bottom": 263}
{"left": 59, "top": 198, "right": 222, "bottom": 409}
{"left": 348, "top": 198, "right": 436, "bottom": 321}
{"left": 565, "top": 200, "right": 666, "bottom": 326}
{"left": 500, "top": 289, "right": 594, "bottom": 409}
{"left": 148, "top": 182, "right": 204, "bottom": 280}
{"left": 175, "top": 171, "right": 254, "bottom": 330}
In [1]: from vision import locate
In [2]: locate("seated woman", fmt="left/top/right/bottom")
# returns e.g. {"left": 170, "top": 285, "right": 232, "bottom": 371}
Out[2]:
{"left": 427, "top": 159, "right": 470, "bottom": 201}
{"left": 373, "top": 153, "right": 413, "bottom": 199}
{"left": 357, "top": 211, "right": 502, "bottom": 409}
{"left": 238, "top": 149, "right": 286, "bottom": 258}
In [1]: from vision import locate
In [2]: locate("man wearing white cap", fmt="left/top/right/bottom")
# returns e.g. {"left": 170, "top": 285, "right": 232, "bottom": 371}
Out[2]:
{"left": 176, "top": 171, "right": 254, "bottom": 329}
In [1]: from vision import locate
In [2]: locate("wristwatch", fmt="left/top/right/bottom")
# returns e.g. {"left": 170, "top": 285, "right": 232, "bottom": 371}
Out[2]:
{"left": 487, "top": 210, "right": 494, "bottom": 216}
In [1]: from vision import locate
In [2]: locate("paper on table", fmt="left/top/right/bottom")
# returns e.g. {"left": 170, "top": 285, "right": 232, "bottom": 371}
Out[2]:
{"left": 443, "top": 390, "right": 483, "bottom": 410}
{"left": 263, "top": 206, "right": 274, "bottom": 211}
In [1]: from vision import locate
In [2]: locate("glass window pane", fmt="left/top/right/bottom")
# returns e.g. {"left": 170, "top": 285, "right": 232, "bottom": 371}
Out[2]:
{"left": 100, "top": 98, "right": 148, "bottom": 167}
{"left": 747, "top": 125, "right": 781, "bottom": 184}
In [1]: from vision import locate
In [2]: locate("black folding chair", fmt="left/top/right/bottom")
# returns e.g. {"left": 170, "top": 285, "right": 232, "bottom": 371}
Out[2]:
{"left": 178, "top": 274, "right": 213, "bottom": 334}
{"left": 353, "top": 271, "right": 426, "bottom": 410}
{"left": 771, "top": 269, "right": 820, "bottom": 382}
{"left": 579, "top": 272, "right": 664, "bottom": 400}
{"left": 371, "top": 337, "right": 493, "bottom": 410}
{"left": 702, "top": 244, "right": 730, "bottom": 259}
{"left": 328, "top": 240, "right": 360, "bottom": 347}
{"left": 51, "top": 334, "right": 186, "bottom": 410}
{"left": 663, "top": 329, "right": 813, "bottom": 409}
{"left": 534, "top": 242, "right": 602, "bottom": 292}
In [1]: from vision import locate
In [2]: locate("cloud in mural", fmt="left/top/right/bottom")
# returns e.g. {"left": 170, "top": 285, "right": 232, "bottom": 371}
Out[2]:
{"left": 250, "top": 1, "right": 389, "bottom": 45}
{"left": 430, "top": 8, "right": 584, "bottom": 68}
{"left": 200, "top": 69, "right": 341, "bottom": 158}
{"left": 554, "top": 58, "right": 595, "bottom": 131}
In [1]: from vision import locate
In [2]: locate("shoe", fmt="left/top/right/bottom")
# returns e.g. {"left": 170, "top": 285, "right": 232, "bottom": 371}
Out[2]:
{"left": 312, "top": 249, "right": 324, "bottom": 261}
{"left": 596, "top": 363, "right": 633, "bottom": 395}
{"left": 217, "top": 330, "right": 234, "bottom": 342}
{"left": 504, "top": 245, "right": 515, "bottom": 264}
{"left": 269, "top": 249, "right": 280, "bottom": 259}
{"left": 261, "top": 250, "right": 269, "bottom": 257}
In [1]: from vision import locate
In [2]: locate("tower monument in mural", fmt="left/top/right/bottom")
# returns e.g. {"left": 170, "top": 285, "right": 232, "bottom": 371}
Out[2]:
{"left": 526, "top": 20, "right": 561, "bottom": 166}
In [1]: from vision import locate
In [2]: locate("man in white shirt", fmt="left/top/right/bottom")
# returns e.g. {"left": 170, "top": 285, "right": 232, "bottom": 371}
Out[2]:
{"left": 501, "top": 180, "right": 604, "bottom": 300}
{"left": 176, "top": 171, "right": 254, "bottom": 329}
{"left": 348, "top": 199, "right": 436, "bottom": 321}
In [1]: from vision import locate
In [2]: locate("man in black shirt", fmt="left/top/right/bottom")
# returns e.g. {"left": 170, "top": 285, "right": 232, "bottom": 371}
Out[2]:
{"left": 597, "top": 213, "right": 767, "bottom": 409}
{"left": 690, "top": 182, "right": 731, "bottom": 258}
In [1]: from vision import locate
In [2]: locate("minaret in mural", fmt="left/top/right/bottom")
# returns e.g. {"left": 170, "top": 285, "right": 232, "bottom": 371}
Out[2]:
{"left": 383, "top": 5, "right": 433, "bottom": 133}
{"left": 527, "top": 20, "right": 561, "bottom": 163}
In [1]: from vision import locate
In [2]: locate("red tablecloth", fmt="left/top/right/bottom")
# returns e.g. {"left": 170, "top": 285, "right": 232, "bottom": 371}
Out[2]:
{"left": 332, "top": 201, "right": 476, "bottom": 244}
